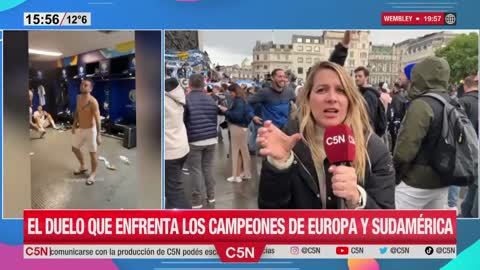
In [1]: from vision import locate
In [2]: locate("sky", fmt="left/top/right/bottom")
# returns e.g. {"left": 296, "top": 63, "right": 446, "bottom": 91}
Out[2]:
{"left": 200, "top": 30, "right": 476, "bottom": 66}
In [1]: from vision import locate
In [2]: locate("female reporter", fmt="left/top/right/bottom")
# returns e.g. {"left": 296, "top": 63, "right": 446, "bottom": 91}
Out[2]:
{"left": 257, "top": 61, "right": 395, "bottom": 209}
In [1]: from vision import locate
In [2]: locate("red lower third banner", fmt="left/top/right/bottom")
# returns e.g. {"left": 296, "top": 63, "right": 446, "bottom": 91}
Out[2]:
{"left": 382, "top": 12, "right": 446, "bottom": 25}
{"left": 24, "top": 210, "right": 456, "bottom": 262}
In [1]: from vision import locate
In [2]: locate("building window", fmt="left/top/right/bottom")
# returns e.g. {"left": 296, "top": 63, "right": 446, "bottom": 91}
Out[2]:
{"left": 297, "top": 45, "right": 303, "bottom": 51}
{"left": 277, "top": 54, "right": 280, "bottom": 60}
{"left": 348, "top": 60, "right": 355, "bottom": 67}
{"left": 298, "top": 57, "right": 303, "bottom": 63}
{"left": 314, "top": 46, "right": 320, "bottom": 52}
{"left": 360, "top": 52, "right": 367, "bottom": 59}
{"left": 314, "top": 39, "right": 319, "bottom": 43}
{"left": 306, "top": 38, "right": 311, "bottom": 43}
{"left": 349, "top": 51, "right": 354, "bottom": 58}
{"left": 263, "top": 54, "right": 268, "bottom": 60}
{"left": 297, "top": 38, "right": 302, "bottom": 43}
{"left": 264, "top": 65, "right": 268, "bottom": 70}
{"left": 352, "top": 43, "right": 356, "bottom": 49}
{"left": 298, "top": 67, "right": 303, "bottom": 74}
{"left": 286, "top": 55, "right": 289, "bottom": 60}
{"left": 256, "top": 54, "right": 259, "bottom": 60}
{"left": 257, "top": 65, "right": 260, "bottom": 70}
{"left": 306, "top": 46, "right": 312, "bottom": 52}
{"left": 314, "top": 57, "right": 320, "bottom": 63}
{"left": 362, "top": 43, "right": 366, "bottom": 49}
{"left": 306, "top": 57, "right": 312, "bottom": 64}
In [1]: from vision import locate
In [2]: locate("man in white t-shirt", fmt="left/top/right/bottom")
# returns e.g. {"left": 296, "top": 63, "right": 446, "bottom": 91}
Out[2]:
{"left": 33, "top": 105, "right": 58, "bottom": 130}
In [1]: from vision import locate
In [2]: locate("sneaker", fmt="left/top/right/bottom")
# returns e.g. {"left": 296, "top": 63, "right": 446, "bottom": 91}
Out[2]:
{"left": 226, "top": 176, "right": 242, "bottom": 183}
{"left": 86, "top": 175, "right": 96, "bottom": 185}
{"left": 192, "top": 204, "right": 203, "bottom": 209}
{"left": 207, "top": 198, "right": 216, "bottom": 204}
{"left": 239, "top": 172, "right": 251, "bottom": 180}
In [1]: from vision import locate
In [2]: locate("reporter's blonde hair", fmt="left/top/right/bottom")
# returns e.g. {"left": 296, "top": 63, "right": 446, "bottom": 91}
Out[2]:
{"left": 295, "top": 61, "right": 372, "bottom": 181}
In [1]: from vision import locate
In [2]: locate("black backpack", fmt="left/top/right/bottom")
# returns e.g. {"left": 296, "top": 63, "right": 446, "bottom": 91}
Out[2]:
{"left": 365, "top": 88, "right": 387, "bottom": 137}
{"left": 422, "top": 93, "right": 478, "bottom": 186}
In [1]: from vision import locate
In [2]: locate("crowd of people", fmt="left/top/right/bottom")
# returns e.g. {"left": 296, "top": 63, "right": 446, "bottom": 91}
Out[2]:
{"left": 165, "top": 31, "right": 478, "bottom": 217}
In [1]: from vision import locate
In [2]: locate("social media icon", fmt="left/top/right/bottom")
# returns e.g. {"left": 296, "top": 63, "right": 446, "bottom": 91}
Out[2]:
{"left": 379, "top": 247, "right": 388, "bottom": 254}
{"left": 425, "top": 246, "right": 434, "bottom": 255}
{"left": 290, "top": 246, "right": 299, "bottom": 255}
{"left": 336, "top": 246, "right": 349, "bottom": 255}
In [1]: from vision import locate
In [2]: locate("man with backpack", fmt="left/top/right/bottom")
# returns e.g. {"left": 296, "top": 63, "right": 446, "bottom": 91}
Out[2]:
{"left": 394, "top": 57, "right": 478, "bottom": 210}
{"left": 458, "top": 74, "right": 478, "bottom": 217}
{"left": 354, "top": 66, "right": 387, "bottom": 138}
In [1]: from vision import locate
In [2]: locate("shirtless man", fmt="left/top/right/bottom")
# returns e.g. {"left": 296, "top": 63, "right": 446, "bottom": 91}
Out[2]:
{"left": 72, "top": 79, "right": 102, "bottom": 185}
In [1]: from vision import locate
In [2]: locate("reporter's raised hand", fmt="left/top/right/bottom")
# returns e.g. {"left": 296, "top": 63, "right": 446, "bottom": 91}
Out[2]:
{"left": 257, "top": 120, "right": 302, "bottom": 163}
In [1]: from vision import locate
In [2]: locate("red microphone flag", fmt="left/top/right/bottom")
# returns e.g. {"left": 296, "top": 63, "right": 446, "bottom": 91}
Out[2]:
{"left": 324, "top": 124, "right": 356, "bottom": 164}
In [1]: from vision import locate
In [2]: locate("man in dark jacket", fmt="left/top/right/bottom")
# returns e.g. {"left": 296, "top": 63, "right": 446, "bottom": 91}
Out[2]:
{"left": 388, "top": 82, "right": 408, "bottom": 152}
{"left": 459, "top": 75, "right": 478, "bottom": 134}
{"left": 459, "top": 74, "right": 478, "bottom": 217}
{"left": 354, "top": 66, "right": 386, "bottom": 137}
{"left": 394, "top": 56, "right": 451, "bottom": 210}
{"left": 184, "top": 74, "right": 219, "bottom": 209}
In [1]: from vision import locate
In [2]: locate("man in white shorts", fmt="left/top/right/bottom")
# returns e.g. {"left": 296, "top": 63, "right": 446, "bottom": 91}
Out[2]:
{"left": 33, "top": 105, "right": 58, "bottom": 130}
{"left": 72, "top": 79, "right": 102, "bottom": 185}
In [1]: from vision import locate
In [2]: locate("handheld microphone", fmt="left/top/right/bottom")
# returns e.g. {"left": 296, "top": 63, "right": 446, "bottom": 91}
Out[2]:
{"left": 323, "top": 125, "right": 356, "bottom": 209}
{"left": 324, "top": 124, "right": 356, "bottom": 165}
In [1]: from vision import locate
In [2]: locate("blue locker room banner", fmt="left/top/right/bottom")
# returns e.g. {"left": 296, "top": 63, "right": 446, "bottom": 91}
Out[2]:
{"left": 1, "top": 1, "right": 480, "bottom": 270}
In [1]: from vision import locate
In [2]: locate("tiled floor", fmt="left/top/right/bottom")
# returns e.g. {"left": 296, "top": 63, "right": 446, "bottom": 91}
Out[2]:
{"left": 30, "top": 129, "right": 137, "bottom": 209}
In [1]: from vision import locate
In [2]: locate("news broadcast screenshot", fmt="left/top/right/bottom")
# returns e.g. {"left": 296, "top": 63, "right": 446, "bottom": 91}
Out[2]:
{"left": 0, "top": 1, "right": 479, "bottom": 270}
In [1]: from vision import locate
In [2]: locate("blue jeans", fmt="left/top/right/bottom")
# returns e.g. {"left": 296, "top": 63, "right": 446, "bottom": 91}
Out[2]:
{"left": 447, "top": 186, "right": 460, "bottom": 208}
{"left": 187, "top": 144, "right": 217, "bottom": 206}
{"left": 461, "top": 182, "right": 478, "bottom": 218}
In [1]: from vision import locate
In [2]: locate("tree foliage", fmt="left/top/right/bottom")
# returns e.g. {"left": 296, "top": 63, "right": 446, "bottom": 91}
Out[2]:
{"left": 435, "top": 32, "right": 478, "bottom": 83}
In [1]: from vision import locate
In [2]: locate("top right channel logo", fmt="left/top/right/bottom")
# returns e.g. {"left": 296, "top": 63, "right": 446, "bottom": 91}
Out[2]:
{"left": 444, "top": 13, "right": 457, "bottom": 25}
